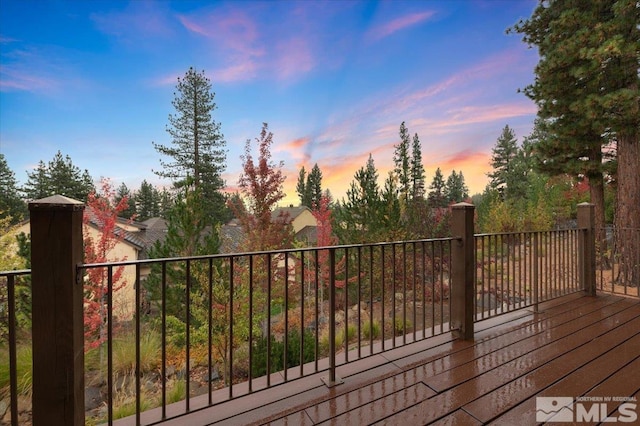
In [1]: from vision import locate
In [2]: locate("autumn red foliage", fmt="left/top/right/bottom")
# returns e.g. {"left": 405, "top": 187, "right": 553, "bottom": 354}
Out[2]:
{"left": 233, "top": 123, "right": 294, "bottom": 252}
{"left": 83, "top": 178, "right": 132, "bottom": 350}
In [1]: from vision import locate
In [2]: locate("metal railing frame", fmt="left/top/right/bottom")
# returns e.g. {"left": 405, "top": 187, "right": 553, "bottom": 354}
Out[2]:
{"left": 0, "top": 200, "right": 612, "bottom": 425}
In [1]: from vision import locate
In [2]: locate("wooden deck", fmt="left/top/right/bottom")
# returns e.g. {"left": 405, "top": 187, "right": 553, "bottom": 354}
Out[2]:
{"left": 156, "top": 292, "right": 640, "bottom": 425}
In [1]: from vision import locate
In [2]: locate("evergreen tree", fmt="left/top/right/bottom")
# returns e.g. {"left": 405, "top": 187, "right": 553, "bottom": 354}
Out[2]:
{"left": 153, "top": 67, "right": 227, "bottom": 223}
{"left": 296, "top": 164, "right": 324, "bottom": 209}
{"left": 487, "top": 125, "right": 520, "bottom": 199}
{"left": 334, "top": 154, "right": 381, "bottom": 244}
{"left": 380, "top": 172, "right": 403, "bottom": 239}
{"left": 145, "top": 186, "right": 220, "bottom": 320}
{"left": 444, "top": 170, "right": 469, "bottom": 204}
{"left": 114, "top": 182, "right": 137, "bottom": 220}
{"left": 410, "top": 133, "right": 425, "bottom": 200}
{"left": 511, "top": 0, "right": 639, "bottom": 283}
{"left": 157, "top": 187, "right": 174, "bottom": 219}
{"left": 22, "top": 161, "right": 49, "bottom": 201}
{"left": 306, "top": 164, "right": 323, "bottom": 208}
{"left": 296, "top": 166, "right": 309, "bottom": 207}
{"left": 0, "top": 154, "right": 27, "bottom": 223}
{"left": 22, "top": 151, "right": 94, "bottom": 201}
{"left": 135, "top": 180, "right": 160, "bottom": 221}
{"left": 427, "top": 167, "right": 446, "bottom": 208}
{"left": 393, "top": 122, "right": 411, "bottom": 201}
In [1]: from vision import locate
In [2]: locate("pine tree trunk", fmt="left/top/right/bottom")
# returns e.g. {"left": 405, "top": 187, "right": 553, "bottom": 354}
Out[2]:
{"left": 614, "top": 130, "right": 640, "bottom": 286}
{"left": 589, "top": 172, "right": 610, "bottom": 269}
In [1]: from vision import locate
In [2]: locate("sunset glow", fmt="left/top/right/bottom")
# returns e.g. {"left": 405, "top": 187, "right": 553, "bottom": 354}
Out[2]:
{"left": 0, "top": 0, "right": 538, "bottom": 206}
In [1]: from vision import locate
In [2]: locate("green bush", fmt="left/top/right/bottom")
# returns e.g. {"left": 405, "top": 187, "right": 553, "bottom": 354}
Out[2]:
{"left": 335, "top": 324, "right": 357, "bottom": 348}
{"left": 251, "top": 328, "right": 316, "bottom": 378}
{"left": 166, "top": 379, "right": 186, "bottom": 404}
{"left": 361, "top": 320, "right": 381, "bottom": 340}
{"left": 391, "top": 318, "right": 413, "bottom": 336}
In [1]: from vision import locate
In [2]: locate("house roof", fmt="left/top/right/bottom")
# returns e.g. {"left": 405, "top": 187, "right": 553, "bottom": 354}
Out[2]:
{"left": 271, "top": 205, "right": 311, "bottom": 221}
{"left": 84, "top": 207, "right": 146, "bottom": 251}
{"left": 139, "top": 217, "right": 168, "bottom": 247}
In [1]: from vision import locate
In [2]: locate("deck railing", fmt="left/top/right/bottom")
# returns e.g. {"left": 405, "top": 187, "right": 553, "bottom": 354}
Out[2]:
{"left": 0, "top": 200, "right": 606, "bottom": 425}
{"left": 78, "top": 238, "right": 456, "bottom": 424}
{"left": 596, "top": 227, "right": 640, "bottom": 297}
{"left": 474, "top": 229, "right": 583, "bottom": 320}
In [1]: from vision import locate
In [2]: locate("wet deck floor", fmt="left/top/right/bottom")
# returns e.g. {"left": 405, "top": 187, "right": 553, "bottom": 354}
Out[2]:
{"left": 156, "top": 292, "right": 640, "bottom": 425}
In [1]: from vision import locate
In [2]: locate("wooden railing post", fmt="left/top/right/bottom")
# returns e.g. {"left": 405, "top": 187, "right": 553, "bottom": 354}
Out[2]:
{"left": 29, "top": 195, "right": 85, "bottom": 425}
{"left": 451, "top": 202, "right": 475, "bottom": 340}
{"left": 577, "top": 202, "right": 596, "bottom": 296}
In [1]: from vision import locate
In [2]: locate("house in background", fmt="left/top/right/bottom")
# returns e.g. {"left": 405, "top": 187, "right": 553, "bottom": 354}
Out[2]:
{"left": 14, "top": 213, "right": 169, "bottom": 321}
{"left": 272, "top": 205, "right": 317, "bottom": 246}
{"left": 220, "top": 205, "right": 318, "bottom": 253}
{"left": 13, "top": 205, "right": 317, "bottom": 321}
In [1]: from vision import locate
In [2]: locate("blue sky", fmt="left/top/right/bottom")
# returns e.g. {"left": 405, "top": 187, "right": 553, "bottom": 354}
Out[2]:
{"left": 0, "top": 0, "right": 538, "bottom": 205}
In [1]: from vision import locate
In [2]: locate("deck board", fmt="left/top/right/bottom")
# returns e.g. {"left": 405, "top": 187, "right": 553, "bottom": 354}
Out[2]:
{"left": 150, "top": 293, "right": 640, "bottom": 425}
{"left": 489, "top": 329, "right": 640, "bottom": 424}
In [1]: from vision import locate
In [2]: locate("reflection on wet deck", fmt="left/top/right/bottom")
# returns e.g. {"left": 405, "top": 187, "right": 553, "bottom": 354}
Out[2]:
{"left": 158, "top": 292, "right": 640, "bottom": 425}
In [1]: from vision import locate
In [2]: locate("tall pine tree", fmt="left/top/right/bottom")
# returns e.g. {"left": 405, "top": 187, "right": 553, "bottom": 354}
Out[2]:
{"left": 410, "top": 133, "right": 426, "bottom": 200}
{"left": 487, "top": 125, "right": 520, "bottom": 199}
{"left": 334, "top": 154, "right": 382, "bottom": 244}
{"left": 511, "top": 0, "right": 639, "bottom": 282}
{"left": 296, "top": 163, "right": 323, "bottom": 208}
{"left": 444, "top": 170, "right": 469, "bottom": 204}
{"left": 153, "top": 67, "right": 227, "bottom": 223}
{"left": 394, "top": 122, "right": 411, "bottom": 202}
{"left": 114, "top": 182, "right": 137, "bottom": 220}
{"left": 428, "top": 167, "right": 447, "bottom": 208}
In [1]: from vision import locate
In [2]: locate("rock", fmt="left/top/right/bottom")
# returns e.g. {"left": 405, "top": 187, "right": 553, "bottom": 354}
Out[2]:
{"left": 0, "top": 399, "right": 8, "bottom": 419}
{"left": 144, "top": 379, "right": 156, "bottom": 393}
{"left": 207, "top": 369, "right": 219, "bottom": 382}
{"left": 477, "top": 293, "right": 498, "bottom": 310}
{"left": 85, "top": 386, "right": 103, "bottom": 411}
{"left": 166, "top": 365, "right": 176, "bottom": 378}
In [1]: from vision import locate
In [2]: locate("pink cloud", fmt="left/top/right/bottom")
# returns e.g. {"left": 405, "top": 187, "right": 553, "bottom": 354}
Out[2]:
{"left": 374, "top": 48, "right": 536, "bottom": 121}
{"left": 430, "top": 103, "right": 537, "bottom": 129}
{"left": 177, "top": 15, "right": 210, "bottom": 37}
{"left": 0, "top": 70, "right": 57, "bottom": 92}
{"left": 281, "top": 137, "right": 311, "bottom": 151}
{"left": 213, "top": 60, "right": 259, "bottom": 83}
{"left": 178, "top": 10, "right": 263, "bottom": 56}
{"left": 368, "top": 11, "right": 436, "bottom": 41}
{"left": 275, "top": 38, "right": 315, "bottom": 81}
{"left": 276, "top": 137, "right": 312, "bottom": 168}
{"left": 178, "top": 9, "right": 269, "bottom": 83}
